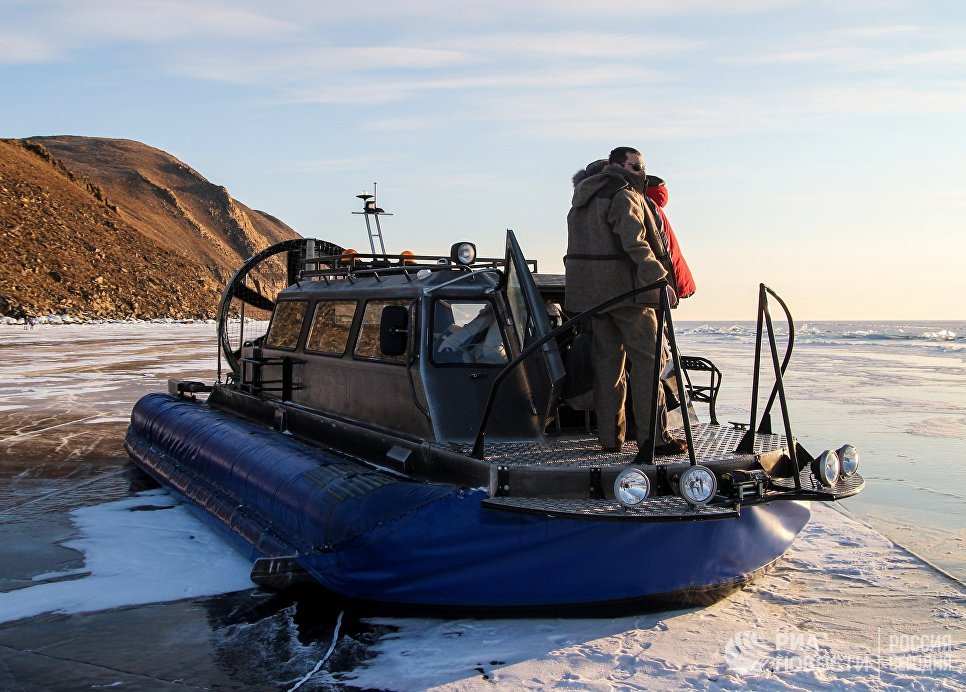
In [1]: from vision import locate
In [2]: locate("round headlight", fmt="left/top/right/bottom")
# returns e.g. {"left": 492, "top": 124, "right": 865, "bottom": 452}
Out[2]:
{"left": 812, "top": 450, "right": 840, "bottom": 487}
{"left": 450, "top": 242, "right": 477, "bottom": 265}
{"left": 677, "top": 465, "right": 717, "bottom": 507}
{"left": 836, "top": 444, "right": 860, "bottom": 477}
{"left": 614, "top": 467, "right": 651, "bottom": 508}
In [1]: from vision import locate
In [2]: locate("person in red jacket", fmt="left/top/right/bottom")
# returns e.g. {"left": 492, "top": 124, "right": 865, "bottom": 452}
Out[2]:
{"left": 645, "top": 175, "right": 696, "bottom": 300}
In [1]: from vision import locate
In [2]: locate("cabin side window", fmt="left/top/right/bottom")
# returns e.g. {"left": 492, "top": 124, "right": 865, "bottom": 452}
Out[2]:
{"left": 505, "top": 268, "right": 529, "bottom": 349}
{"left": 264, "top": 300, "right": 307, "bottom": 350}
{"left": 432, "top": 300, "right": 508, "bottom": 365}
{"left": 354, "top": 299, "right": 410, "bottom": 363}
{"left": 305, "top": 300, "right": 357, "bottom": 356}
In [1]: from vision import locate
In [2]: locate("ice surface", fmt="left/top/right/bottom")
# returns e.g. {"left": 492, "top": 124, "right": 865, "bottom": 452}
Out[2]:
{"left": 670, "top": 321, "right": 966, "bottom": 580}
{"left": 0, "top": 490, "right": 255, "bottom": 624}
{"left": 1, "top": 321, "right": 963, "bottom": 689}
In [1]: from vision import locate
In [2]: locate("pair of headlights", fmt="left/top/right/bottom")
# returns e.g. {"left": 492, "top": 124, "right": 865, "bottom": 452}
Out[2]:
{"left": 616, "top": 442, "right": 861, "bottom": 508}
{"left": 615, "top": 464, "right": 718, "bottom": 509}
{"left": 811, "top": 444, "right": 860, "bottom": 487}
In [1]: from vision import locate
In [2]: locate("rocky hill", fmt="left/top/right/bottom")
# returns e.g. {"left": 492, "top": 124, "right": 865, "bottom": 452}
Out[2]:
{"left": 0, "top": 136, "right": 300, "bottom": 320}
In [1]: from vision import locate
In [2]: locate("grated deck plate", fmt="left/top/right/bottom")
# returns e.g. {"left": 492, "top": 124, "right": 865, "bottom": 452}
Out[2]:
{"left": 456, "top": 424, "right": 787, "bottom": 469}
{"left": 482, "top": 495, "right": 738, "bottom": 521}
{"left": 771, "top": 468, "right": 865, "bottom": 499}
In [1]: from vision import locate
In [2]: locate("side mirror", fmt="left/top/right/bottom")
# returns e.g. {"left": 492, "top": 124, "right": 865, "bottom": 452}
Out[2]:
{"left": 379, "top": 305, "right": 409, "bottom": 356}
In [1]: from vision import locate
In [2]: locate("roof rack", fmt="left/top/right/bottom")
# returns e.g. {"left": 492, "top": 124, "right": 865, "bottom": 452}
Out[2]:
{"left": 298, "top": 251, "right": 536, "bottom": 283}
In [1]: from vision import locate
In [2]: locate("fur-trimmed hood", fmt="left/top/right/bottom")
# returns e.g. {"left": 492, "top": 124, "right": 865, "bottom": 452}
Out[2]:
{"left": 571, "top": 159, "right": 608, "bottom": 187}
{"left": 570, "top": 160, "right": 646, "bottom": 209}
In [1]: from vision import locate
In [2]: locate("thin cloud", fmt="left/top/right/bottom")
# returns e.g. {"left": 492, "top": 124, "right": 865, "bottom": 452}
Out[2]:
{"left": 261, "top": 0, "right": 803, "bottom": 22}
{"left": 439, "top": 31, "right": 699, "bottom": 58}
{"left": 725, "top": 23, "right": 964, "bottom": 73}
{"left": 349, "top": 85, "right": 733, "bottom": 141}
{"left": 0, "top": 32, "right": 61, "bottom": 65}
{"left": 824, "top": 25, "right": 922, "bottom": 40}
{"left": 892, "top": 47, "right": 966, "bottom": 68}
{"left": 731, "top": 42, "right": 966, "bottom": 74}
{"left": 0, "top": 0, "right": 293, "bottom": 65}
{"left": 179, "top": 45, "right": 472, "bottom": 86}
{"left": 6, "top": 0, "right": 963, "bottom": 146}
{"left": 55, "top": 0, "right": 294, "bottom": 41}
{"left": 172, "top": 30, "right": 682, "bottom": 92}
{"left": 732, "top": 45, "right": 881, "bottom": 65}
{"left": 279, "top": 157, "right": 382, "bottom": 173}
{"left": 360, "top": 118, "right": 432, "bottom": 133}
{"left": 387, "top": 73, "right": 966, "bottom": 143}
{"left": 285, "top": 65, "right": 663, "bottom": 104}
{"left": 801, "top": 83, "right": 966, "bottom": 114}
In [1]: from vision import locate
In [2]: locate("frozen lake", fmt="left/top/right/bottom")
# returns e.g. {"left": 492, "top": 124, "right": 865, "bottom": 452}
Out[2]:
{"left": 0, "top": 322, "right": 963, "bottom": 689}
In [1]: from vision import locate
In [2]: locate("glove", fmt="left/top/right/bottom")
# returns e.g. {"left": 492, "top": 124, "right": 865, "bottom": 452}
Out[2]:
{"left": 665, "top": 285, "right": 679, "bottom": 309}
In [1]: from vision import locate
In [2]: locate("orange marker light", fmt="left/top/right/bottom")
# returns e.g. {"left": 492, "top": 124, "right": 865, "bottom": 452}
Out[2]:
{"left": 400, "top": 250, "right": 416, "bottom": 265}
{"left": 339, "top": 249, "right": 358, "bottom": 264}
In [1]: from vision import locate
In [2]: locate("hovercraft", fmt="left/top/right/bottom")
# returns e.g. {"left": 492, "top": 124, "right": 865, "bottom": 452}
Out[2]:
{"left": 125, "top": 189, "right": 864, "bottom": 613}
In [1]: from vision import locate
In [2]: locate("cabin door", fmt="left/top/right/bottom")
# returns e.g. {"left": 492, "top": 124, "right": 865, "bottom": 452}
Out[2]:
{"left": 504, "top": 230, "right": 566, "bottom": 428}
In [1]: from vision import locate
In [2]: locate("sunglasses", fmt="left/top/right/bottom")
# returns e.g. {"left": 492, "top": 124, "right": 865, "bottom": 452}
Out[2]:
{"left": 622, "top": 162, "right": 645, "bottom": 172}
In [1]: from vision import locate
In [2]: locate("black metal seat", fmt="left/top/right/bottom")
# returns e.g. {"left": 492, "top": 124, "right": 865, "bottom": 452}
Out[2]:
{"left": 680, "top": 356, "right": 722, "bottom": 425}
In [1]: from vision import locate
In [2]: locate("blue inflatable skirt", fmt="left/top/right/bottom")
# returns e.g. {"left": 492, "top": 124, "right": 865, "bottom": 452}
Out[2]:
{"left": 126, "top": 393, "right": 810, "bottom": 610}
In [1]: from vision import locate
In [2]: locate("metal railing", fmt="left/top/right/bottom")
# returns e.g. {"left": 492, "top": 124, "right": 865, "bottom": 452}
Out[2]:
{"left": 240, "top": 351, "right": 304, "bottom": 400}
{"left": 470, "top": 280, "right": 698, "bottom": 466}
{"left": 299, "top": 252, "right": 537, "bottom": 282}
{"left": 736, "top": 283, "right": 801, "bottom": 489}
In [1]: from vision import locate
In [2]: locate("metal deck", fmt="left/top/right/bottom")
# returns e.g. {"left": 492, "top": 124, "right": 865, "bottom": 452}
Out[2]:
{"left": 482, "top": 495, "right": 739, "bottom": 521}
{"left": 472, "top": 423, "right": 864, "bottom": 521}
{"left": 459, "top": 423, "right": 786, "bottom": 469}
{"left": 772, "top": 466, "right": 866, "bottom": 499}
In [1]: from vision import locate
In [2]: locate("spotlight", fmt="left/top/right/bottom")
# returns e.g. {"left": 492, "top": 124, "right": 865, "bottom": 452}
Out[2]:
{"left": 450, "top": 242, "right": 477, "bottom": 265}
{"left": 812, "top": 450, "right": 841, "bottom": 487}
{"left": 677, "top": 465, "right": 717, "bottom": 507}
{"left": 836, "top": 444, "right": 860, "bottom": 477}
{"left": 614, "top": 467, "right": 651, "bottom": 508}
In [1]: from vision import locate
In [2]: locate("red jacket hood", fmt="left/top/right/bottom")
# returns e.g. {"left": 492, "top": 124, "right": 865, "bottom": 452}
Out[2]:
{"left": 646, "top": 184, "right": 669, "bottom": 208}
{"left": 644, "top": 182, "right": 696, "bottom": 299}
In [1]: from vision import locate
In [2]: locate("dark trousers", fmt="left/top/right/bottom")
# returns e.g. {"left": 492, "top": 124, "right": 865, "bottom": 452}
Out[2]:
{"left": 591, "top": 306, "right": 669, "bottom": 448}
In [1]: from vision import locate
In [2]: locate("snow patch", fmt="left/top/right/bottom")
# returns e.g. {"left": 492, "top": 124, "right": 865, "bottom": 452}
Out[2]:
{"left": 0, "top": 490, "right": 255, "bottom": 624}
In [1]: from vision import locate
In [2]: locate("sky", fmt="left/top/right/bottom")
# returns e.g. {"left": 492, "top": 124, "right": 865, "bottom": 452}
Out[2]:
{"left": 1, "top": 0, "right": 964, "bottom": 320}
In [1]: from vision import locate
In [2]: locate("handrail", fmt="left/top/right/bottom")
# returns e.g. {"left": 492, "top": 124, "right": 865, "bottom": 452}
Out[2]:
{"left": 758, "top": 287, "right": 796, "bottom": 430}
{"left": 424, "top": 268, "right": 502, "bottom": 295}
{"left": 470, "top": 280, "right": 697, "bottom": 466}
{"left": 737, "top": 283, "right": 800, "bottom": 489}
{"left": 662, "top": 301, "right": 698, "bottom": 466}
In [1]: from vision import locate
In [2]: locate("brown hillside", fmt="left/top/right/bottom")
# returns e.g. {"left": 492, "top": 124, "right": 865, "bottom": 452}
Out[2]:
{"left": 0, "top": 137, "right": 301, "bottom": 319}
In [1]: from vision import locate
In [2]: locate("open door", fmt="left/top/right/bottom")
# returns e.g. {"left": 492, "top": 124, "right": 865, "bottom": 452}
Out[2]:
{"left": 504, "top": 230, "right": 567, "bottom": 427}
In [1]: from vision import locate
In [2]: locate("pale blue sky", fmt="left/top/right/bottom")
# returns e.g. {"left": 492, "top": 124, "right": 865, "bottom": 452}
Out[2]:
{"left": 3, "top": 0, "right": 964, "bottom": 319}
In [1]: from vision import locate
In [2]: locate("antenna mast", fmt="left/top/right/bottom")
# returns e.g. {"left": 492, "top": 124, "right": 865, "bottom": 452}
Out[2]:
{"left": 352, "top": 182, "right": 392, "bottom": 256}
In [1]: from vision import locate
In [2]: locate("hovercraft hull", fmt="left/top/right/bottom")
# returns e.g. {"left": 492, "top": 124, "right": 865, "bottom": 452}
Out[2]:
{"left": 125, "top": 393, "right": 810, "bottom": 611}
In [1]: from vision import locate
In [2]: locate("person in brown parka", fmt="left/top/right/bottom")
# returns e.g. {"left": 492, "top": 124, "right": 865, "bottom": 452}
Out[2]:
{"left": 564, "top": 146, "right": 688, "bottom": 459}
